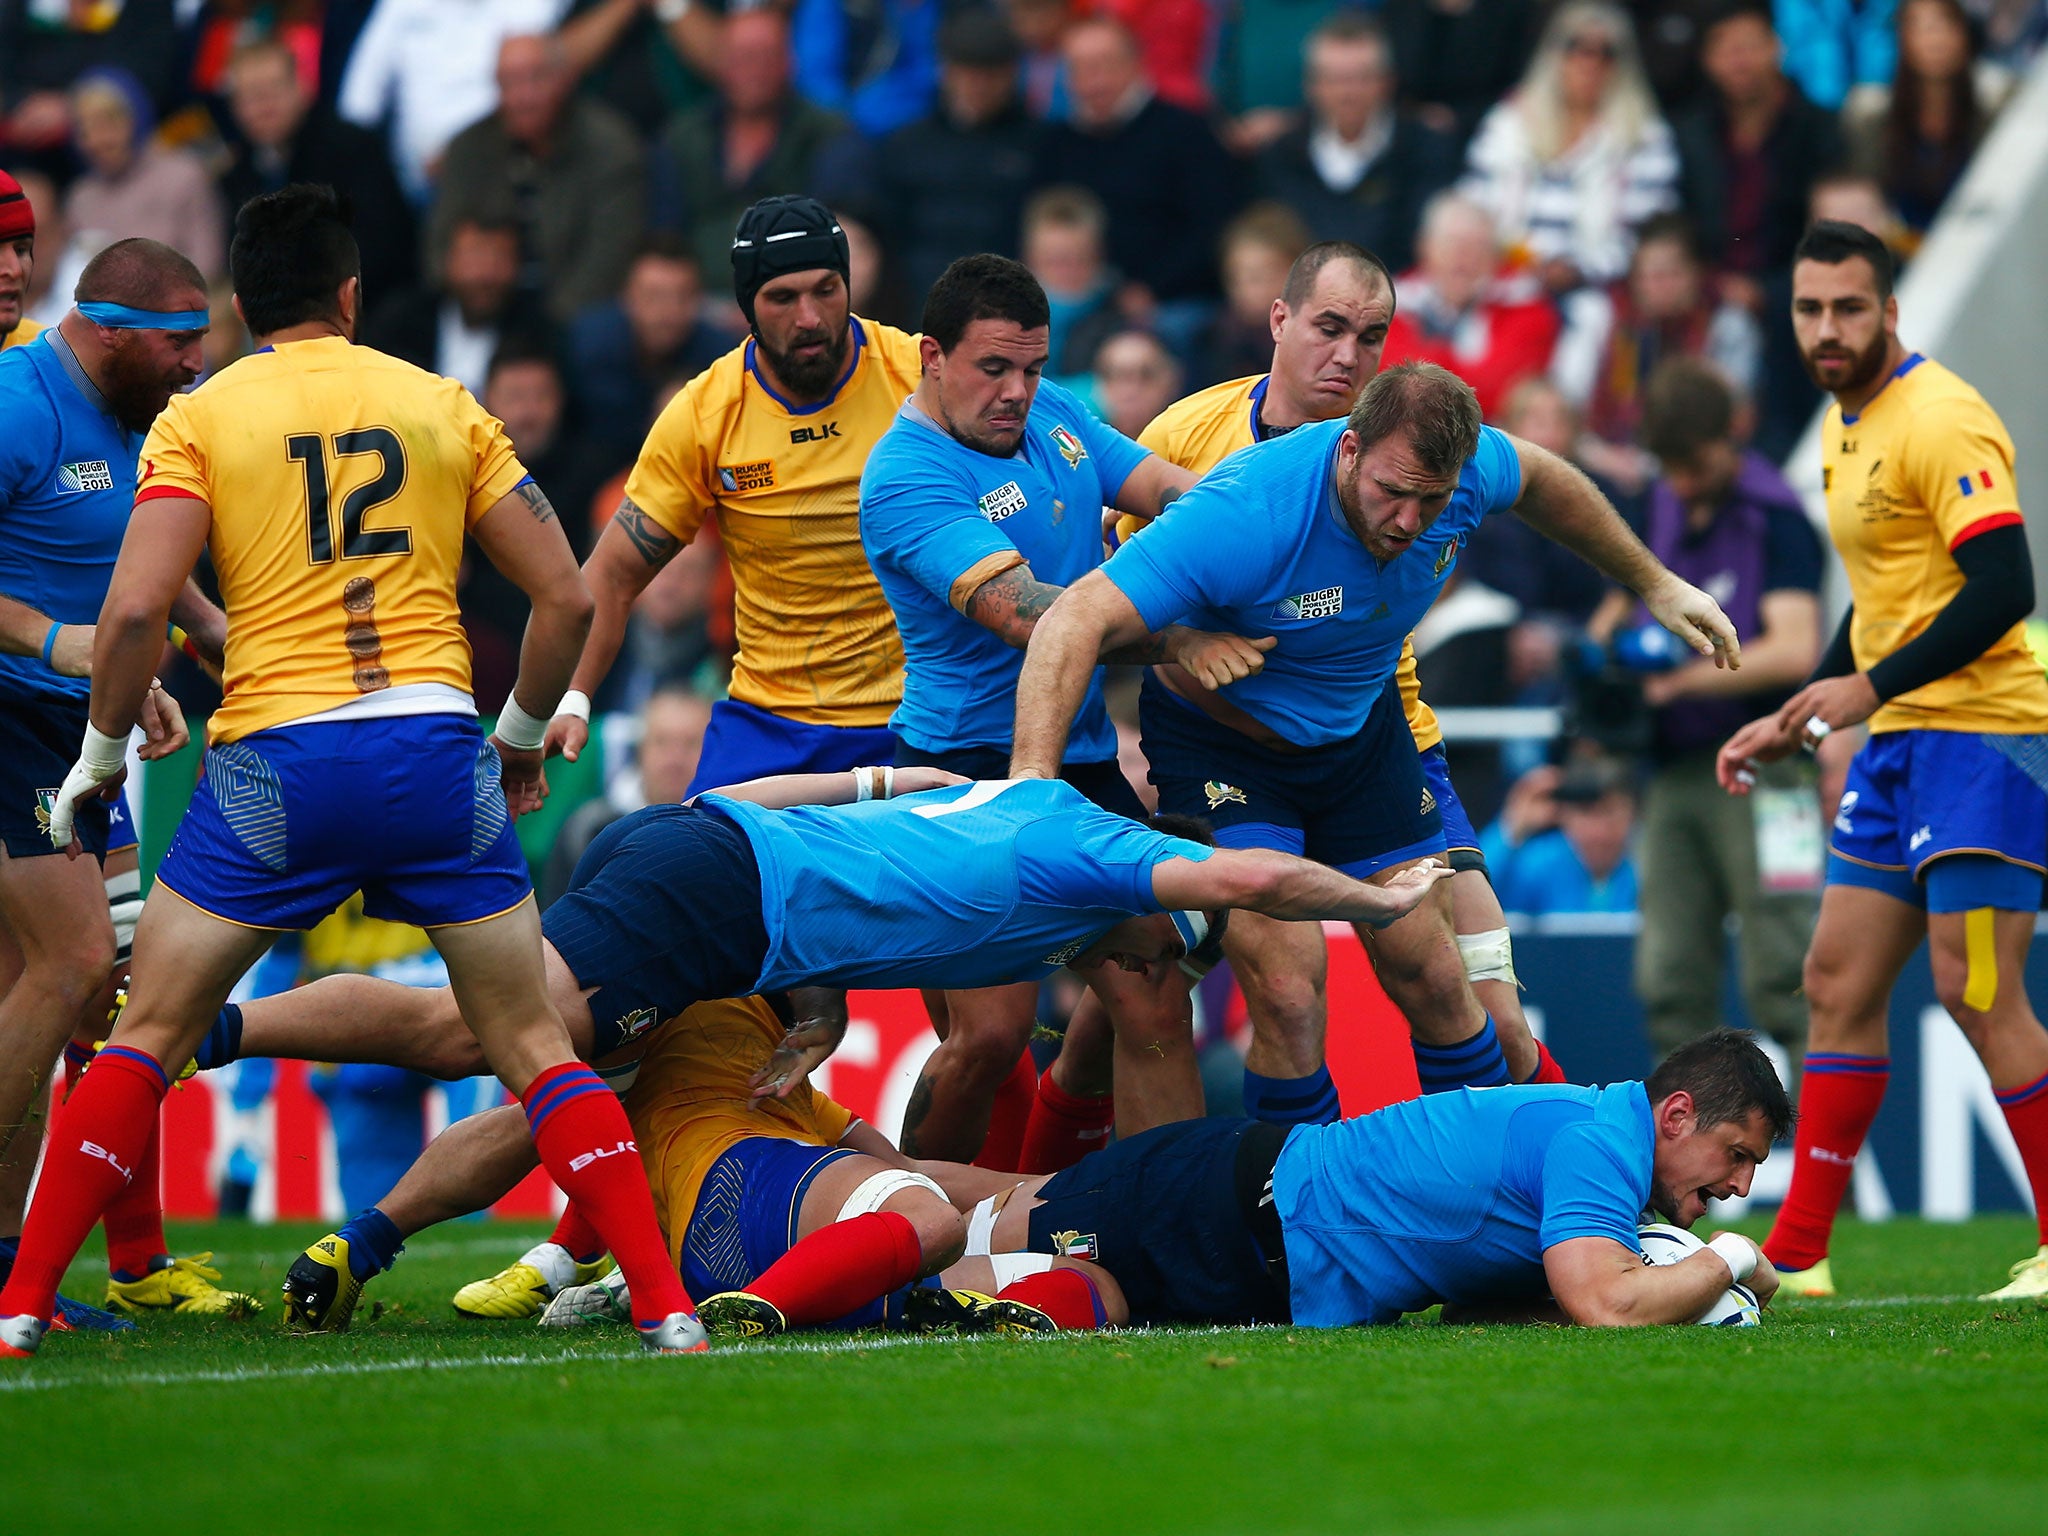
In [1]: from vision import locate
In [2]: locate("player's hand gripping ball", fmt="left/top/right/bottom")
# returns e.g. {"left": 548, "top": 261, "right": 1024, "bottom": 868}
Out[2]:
{"left": 1637, "top": 1223, "right": 1763, "bottom": 1326}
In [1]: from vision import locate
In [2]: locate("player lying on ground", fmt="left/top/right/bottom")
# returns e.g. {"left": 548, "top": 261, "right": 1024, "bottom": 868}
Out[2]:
{"left": 185, "top": 770, "right": 1446, "bottom": 1329}
{"left": 902, "top": 1030, "right": 1791, "bottom": 1330}
{"left": 1010, "top": 363, "right": 1740, "bottom": 1125}
{"left": 1718, "top": 221, "right": 2048, "bottom": 1302}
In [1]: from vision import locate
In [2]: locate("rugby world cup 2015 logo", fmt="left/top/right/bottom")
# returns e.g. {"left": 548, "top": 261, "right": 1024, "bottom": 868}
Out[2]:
{"left": 57, "top": 460, "right": 114, "bottom": 494}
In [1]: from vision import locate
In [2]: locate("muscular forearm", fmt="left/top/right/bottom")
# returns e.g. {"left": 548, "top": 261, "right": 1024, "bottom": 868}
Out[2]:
{"left": 1010, "top": 613, "right": 1104, "bottom": 777}
{"left": 511, "top": 588, "right": 595, "bottom": 720}
{"left": 0, "top": 591, "right": 56, "bottom": 659}
{"left": 88, "top": 599, "right": 170, "bottom": 735}
{"left": 1227, "top": 849, "right": 1402, "bottom": 924}
{"left": 1515, "top": 446, "right": 1666, "bottom": 594}
{"left": 170, "top": 579, "right": 227, "bottom": 665}
{"left": 568, "top": 562, "right": 638, "bottom": 697}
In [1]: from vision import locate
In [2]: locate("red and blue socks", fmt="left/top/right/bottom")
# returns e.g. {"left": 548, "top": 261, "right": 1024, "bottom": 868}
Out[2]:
{"left": 1019, "top": 1065, "right": 1115, "bottom": 1174}
{"left": 974, "top": 1051, "right": 1038, "bottom": 1171}
{"left": 521, "top": 1063, "right": 691, "bottom": 1326}
{"left": 1995, "top": 1068, "right": 2048, "bottom": 1246}
{"left": 1242, "top": 1063, "right": 1341, "bottom": 1126}
{"left": 747, "top": 1211, "right": 924, "bottom": 1326}
{"left": 547, "top": 1201, "right": 607, "bottom": 1266}
{"left": 0, "top": 1046, "right": 168, "bottom": 1324}
{"left": 101, "top": 1106, "right": 166, "bottom": 1282}
{"left": 1525, "top": 1040, "right": 1569, "bottom": 1084}
{"left": 335, "top": 1207, "right": 406, "bottom": 1282}
{"left": 1765, "top": 1052, "right": 1889, "bottom": 1271}
{"left": 995, "top": 1266, "right": 1106, "bottom": 1330}
{"left": 1413, "top": 1016, "right": 1512, "bottom": 1094}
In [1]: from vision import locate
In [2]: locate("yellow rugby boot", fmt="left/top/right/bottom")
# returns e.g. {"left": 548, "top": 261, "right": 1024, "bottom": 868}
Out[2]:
{"left": 453, "top": 1243, "right": 613, "bottom": 1320}
{"left": 105, "top": 1253, "right": 262, "bottom": 1317}
{"left": 1979, "top": 1246, "right": 2048, "bottom": 1301}
{"left": 1774, "top": 1256, "right": 1836, "bottom": 1299}
{"left": 281, "top": 1233, "right": 367, "bottom": 1333}
{"left": 698, "top": 1291, "right": 787, "bottom": 1340}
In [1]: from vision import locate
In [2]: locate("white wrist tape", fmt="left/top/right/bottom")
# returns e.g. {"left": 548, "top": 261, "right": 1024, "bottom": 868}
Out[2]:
{"left": 1457, "top": 926, "right": 1520, "bottom": 987}
{"left": 850, "top": 765, "right": 895, "bottom": 803}
{"left": 1708, "top": 1231, "right": 1757, "bottom": 1283}
{"left": 494, "top": 695, "right": 549, "bottom": 751}
{"left": 81, "top": 724, "right": 129, "bottom": 776}
{"left": 835, "top": 1168, "right": 947, "bottom": 1222}
{"left": 554, "top": 689, "right": 592, "bottom": 723}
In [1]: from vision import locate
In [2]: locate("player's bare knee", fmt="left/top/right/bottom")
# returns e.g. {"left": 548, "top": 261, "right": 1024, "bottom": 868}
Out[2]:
{"left": 890, "top": 1192, "right": 967, "bottom": 1274}
{"left": 31, "top": 929, "right": 116, "bottom": 1015}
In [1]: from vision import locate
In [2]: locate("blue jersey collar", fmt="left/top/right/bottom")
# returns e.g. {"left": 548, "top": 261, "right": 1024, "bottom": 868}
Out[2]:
{"left": 745, "top": 315, "right": 867, "bottom": 415}
{"left": 43, "top": 326, "right": 116, "bottom": 422}
{"left": 1840, "top": 351, "right": 1924, "bottom": 427}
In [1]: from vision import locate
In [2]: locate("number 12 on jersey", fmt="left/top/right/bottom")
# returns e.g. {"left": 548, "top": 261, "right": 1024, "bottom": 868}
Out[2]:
{"left": 288, "top": 428, "right": 412, "bottom": 565}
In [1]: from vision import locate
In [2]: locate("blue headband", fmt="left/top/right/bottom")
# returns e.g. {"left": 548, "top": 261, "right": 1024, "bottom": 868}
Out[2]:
{"left": 77, "top": 301, "right": 209, "bottom": 331}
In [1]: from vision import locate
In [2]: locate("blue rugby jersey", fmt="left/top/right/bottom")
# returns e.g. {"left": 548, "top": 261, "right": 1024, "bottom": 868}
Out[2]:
{"left": 1103, "top": 421, "right": 1522, "bottom": 747}
{"left": 708, "top": 777, "right": 1211, "bottom": 991}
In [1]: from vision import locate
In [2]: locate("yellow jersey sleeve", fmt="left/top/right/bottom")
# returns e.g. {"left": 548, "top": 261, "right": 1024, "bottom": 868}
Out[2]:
{"left": 1, "top": 316, "right": 44, "bottom": 350}
{"left": 458, "top": 390, "right": 528, "bottom": 525}
{"left": 812, "top": 1092, "right": 854, "bottom": 1147}
{"left": 1902, "top": 391, "right": 2023, "bottom": 552}
{"left": 136, "top": 393, "right": 211, "bottom": 503}
{"left": 620, "top": 369, "right": 723, "bottom": 546}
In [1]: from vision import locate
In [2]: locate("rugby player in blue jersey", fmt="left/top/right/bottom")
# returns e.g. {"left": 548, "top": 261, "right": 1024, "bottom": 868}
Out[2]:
{"left": 1012, "top": 362, "right": 1740, "bottom": 1105}
{"left": 860, "top": 254, "right": 1263, "bottom": 1160}
{"left": 949, "top": 1029, "right": 1792, "bottom": 1328}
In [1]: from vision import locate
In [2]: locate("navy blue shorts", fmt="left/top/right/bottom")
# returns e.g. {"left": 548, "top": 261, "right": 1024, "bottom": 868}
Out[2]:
{"left": 1419, "top": 744, "right": 1486, "bottom": 875}
{"left": 1139, "top": 672, "right": 1445, "bottom": 878}
{"left": 683, "top": 698, "right": 898, "bottom": 799}
{"left": 1829, "top": 729, "right": 2048, "bottom": 912}
{"left": 0, "top": 696, "right": 110, "bottom": 860}
{"left": 542, "top": 802, "right": 772, "bottom": 1055}
{"left": 680, "top": 1136, "right": 857, "bottom": 1302}
{"left": 155, "top": 715, "right": 531, "bottom": 930}
{"left": 891, "top": 738, "right": 1148, "bottom": 821}
{"left": 1026, "top": 1117, "right": 1292, "bottom": 1326}
{"left": 106, "top": 786, "right": 136, "bottom": 854}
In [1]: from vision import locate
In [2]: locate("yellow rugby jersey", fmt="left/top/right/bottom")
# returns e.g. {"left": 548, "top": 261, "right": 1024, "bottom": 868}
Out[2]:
{"left": 622, "top": 318, "right": 921, "bottom": 727}
{"left": 137, "top": 337, "right": 527, "bottom": 744}
{"left": 1131, "top": 373, "right": 1444, "bottom": 752}
{"left": 1822, "top": 354, "right": 2048, "bottom": 734}
{"left": 1, "top": 317, "right": 42, "bottom": 349}
{"left": 622, "top": 994, "right": 854, "bottom": 1267}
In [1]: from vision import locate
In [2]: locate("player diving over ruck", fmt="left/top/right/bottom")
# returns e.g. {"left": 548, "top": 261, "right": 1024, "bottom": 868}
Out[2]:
{"left": 185, "top": 769, "right": 1448, "bottom": 1330}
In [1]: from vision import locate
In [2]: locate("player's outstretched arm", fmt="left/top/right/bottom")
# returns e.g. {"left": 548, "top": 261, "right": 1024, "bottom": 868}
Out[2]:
{"left": 1544, "top": 1235, "right": 1773, "bottom": 1327}
{"left": 1011, "top": 571, "right": 1152, "bottom": 777}
{"left": 543, "top": 499, "right": 686, "bottom": 763}
{"left": 0, "top": 591, "right": 92, "bottom": 675}
{"left": 1508, "top": 435, "right": 1742, "bottom": 671}
{"left": 472, "top": 480, "right": 596, "bottom": 815}
{"left": 1150, "top": 848, "right": 1452, "bottom": 929}
{"left": 1110, "top": 453, "right": 1197, "bottom": 520}
{"left": 698, "top": 765, "right": 967, "bottom": 810}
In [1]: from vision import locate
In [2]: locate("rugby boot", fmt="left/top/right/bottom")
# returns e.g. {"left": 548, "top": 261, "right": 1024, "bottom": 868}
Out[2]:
{"left": 1774, "top": 1256, "right": 1837, "bottom": 1299}
{"left": 538, "top": 1268, "right": 632, "bottom": 1328}
{"left": 903, "top": 1286, "right": 1056, "bottom": 1336}
{"left": 106, "top": 1253, "right": 262, "bottom": 1317}
{"left": 1980, "top": 1246, "right": 2048, "bottom": 1301}
{"left": 453, "top": 1243, "right": 612, "bottom": 1319}
{"left": 281, "top": 1233, "right": 367, "bottom": 1333}
{"left": 0, "top": 1313, "right": 48, "bottom": 1358}
{"left": 698, "top": 1291, "right": 787, "bottom": 1340}
{"left": 638, "top": 1311, "right": 710, "bottom": 1353}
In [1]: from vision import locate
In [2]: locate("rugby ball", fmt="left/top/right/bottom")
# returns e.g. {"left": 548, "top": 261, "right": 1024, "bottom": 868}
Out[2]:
{"left": 1637, "top": 1223, "right": 1762, "bottom": 1327}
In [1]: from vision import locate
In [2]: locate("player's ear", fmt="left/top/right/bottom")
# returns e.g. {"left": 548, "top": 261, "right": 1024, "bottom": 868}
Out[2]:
{"left": 1655, "top": 1090, "right": 1696, "bottom": 1139}
{"left": 1269, "top": 297, "right": 1287, "bottom": 346}
{"left": 918, "top": 333, "right": 944, "bottom": 376}
{"left": 338, "top": 275, "right": 361, "bottom": 337}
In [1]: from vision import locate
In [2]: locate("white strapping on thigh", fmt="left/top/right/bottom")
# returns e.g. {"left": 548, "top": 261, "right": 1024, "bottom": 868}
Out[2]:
{"left": 987, "top": 1252, "right": 1057, "bottom": 1287}
{"left": 837, "top": 1168, "right": 947, "bottom": 1222}
{"left": 965, "top": 1194, "right": 1001, "bottom": 1255}
{"left": 1457, "top": 925, "right": 1519, "bottom": 987}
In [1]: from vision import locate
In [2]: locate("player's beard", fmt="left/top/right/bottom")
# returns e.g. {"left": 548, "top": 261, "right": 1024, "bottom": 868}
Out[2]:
{"left": 100, "top": 335, "right": 185, "bottom": 434}
{"left": 1800, "top": 325, "right": 1888, "bottom": 397}
{"left": 756, "top": 317, "right": 851, "bottom": 400}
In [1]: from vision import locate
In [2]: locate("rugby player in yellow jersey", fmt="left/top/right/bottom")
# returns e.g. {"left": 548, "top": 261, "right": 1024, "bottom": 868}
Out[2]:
{"left": 1719, "top": 221, "right": 2048, "bottom": 1301}
{"left": 0, "top": 186, "right": 705, "bottom": 1358}
{"left": 541, "top": 195, "right": 919, "bottom": 790}
{"left": 0, "top": 170, "right": 41, "bottom": 351}
{"left": 1116, "top": 241, "right": 1559, "bottom": 1128}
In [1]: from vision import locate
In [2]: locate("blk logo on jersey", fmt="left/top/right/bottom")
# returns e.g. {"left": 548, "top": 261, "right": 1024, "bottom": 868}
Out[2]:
{"left": 1049, "top": 423, "right": 1087, "bottom": 468}
{"left": 789, "top": 422, "right": 841, "bottom": 444}
{"left": 57, "top": 460, "right": 114, "bottom": 494}
{"left": 979, "top": 480, "right": 1028, "bottom": 521}
{"left": 1273, "top": 585, "right": 1343, "bottom": 621}
{"left": 718, "top": 460, "right": 776, "bottom": 493}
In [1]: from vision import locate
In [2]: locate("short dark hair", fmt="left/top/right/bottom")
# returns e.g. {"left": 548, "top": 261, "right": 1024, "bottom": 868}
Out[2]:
{"left": 1309, "top": 9, "right": 1391, "bottom": 56}
{"left": 920, "top": 253, "right": 1049, "bottom": 354}
{"left": 1795, "top": 218, "right": 1896, "bottom": 302}
{"left": 1641, "top": 357, "right": 1736, "bottom": 465}
{"left": 1282, "top": 239, "right": 1393, "bottom": 313}
{"left": 231, "top": 183, "right": 360, "bottom": 336}
{"left": 1347, "top": 361, "right": 1481, "bottom": 478}
{"left": 1632, "top": 211, "right": 1701, "bottom": 265}
{"left": 1646, "top": 1029, "right": 1795, "bottom": 1142}
{"left": 74, "top": 237, "right": 206, "bottom": 311}
{"left": 485, "top": 336, "right": 560, "bottom": 389}
{"left": 631, "top": 232, "right": 698, "bottom": 274}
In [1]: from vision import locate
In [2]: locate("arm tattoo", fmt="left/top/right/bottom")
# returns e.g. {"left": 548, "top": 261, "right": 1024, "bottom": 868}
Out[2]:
{"left": 1102, "top": 626, "right": 1183, "bottom": 666}
{"left": 1156, "top": 486, "right": 1183, "bottom": 514}
{"left": 515, "top": 479, "right": 557, "bottom": 525}
{"left": 897, "top": 1074, "right": 936, "bottom": 1159}
{"left": 966, "top": 564, "right": 1063, "bottom": 647}
{"left": 612, "top": 496, "right": 683, "bottom": 568}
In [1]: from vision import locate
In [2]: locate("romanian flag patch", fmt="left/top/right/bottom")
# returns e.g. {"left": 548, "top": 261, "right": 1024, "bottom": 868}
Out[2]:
{"left": 1957, "top": 470, "right": 1995, "bottom": 496}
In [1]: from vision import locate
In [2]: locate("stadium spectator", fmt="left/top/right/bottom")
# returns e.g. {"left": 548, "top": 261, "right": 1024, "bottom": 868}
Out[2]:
{"left": 1631, "top": 0, "right": 1734, "bottom": 116}
{"left": 1969, "top": 0, "right": 2048, "bottom": 68}
{"left": 540, "top": 687, "right": 711, "bottom": 908}
{"left": 362, "top": 216, "right": 522, "bottom": 397}
{"left": 567, "top": 237, "right": 734, "bottom": 463}
{"left": 653, "top": 7, "right": 860, "bottom": 282}
{"left": 550, "top": 0, "right": 723, "bottom": 140}
{"left": 1095, "top": 0, "right": 1224, "bottom": 112}
{"left": 1022, "top": 186, "right": 1128, "bottom": 389}
{"left": 0, "top": 0, "right": 182, "bottom": 155}
{"left": 1588, "top": 357, "right": 1823, "bottom": 1060}
{"left": 1844, "top": 0, "right": 2010, "bottom": 233}
{"left": 63, "top": 69, "right": 226, "bottom": 281}
{"left": 1092, "top": 328, "right": 1183, "bottom": 439}
{"left": 876, "top": 7, "right": 1042, "bottom": 313}
{"left": 1381, "top": 0, "right": 1542, "bottom": 148}
{"left": 1552, "top": 213, "right": 1762, "bottom": 466}
{"left": 1007, "top": 0, "right": 1074, "bottom": 119}
{"left": 1031, "top": 15, "right": 1243, "bottom": 325}
{"left": 1380, "top": 193, "right": 1561, "bottom": 417}
{"left": 429, "top": 34, "right": 643, "bottom": 326}
{"left": 1809, "top": 171, "right": 1913, "bottom": 262}
{"left": 1252, "top": 12, "right": 1459, "bottom": 276}
{"left": 220, "top": 39, "right": 417, "bottom": 303}
{"left": 1774, "top": 0, "right": 1898, "bottom": 111}
{"left": 791, "top": 0, "right": 942, "bottom": 139}
{"left": 1479, "top": 758, "right": 1641, "bottom": 916}
{"left": 1, "top": 168, "right": 74, "bottom": 333}
{"left": 1196, "top": 203, "right": 1310, "bottom": 388}
{"left": 337, "top": 0, "right": 573, "bottom": 201}
{"left": 1458, "top": 2, "right": 1680, "bottom": 295}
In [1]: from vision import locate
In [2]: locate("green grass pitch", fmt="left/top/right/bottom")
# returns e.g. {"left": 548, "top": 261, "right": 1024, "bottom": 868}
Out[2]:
{"left": 5, "top": 1216, "right": 2045, "bottom": 1535}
